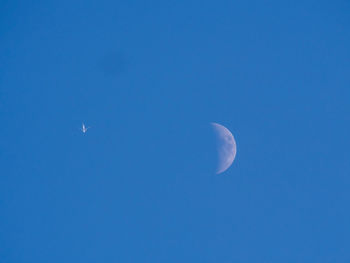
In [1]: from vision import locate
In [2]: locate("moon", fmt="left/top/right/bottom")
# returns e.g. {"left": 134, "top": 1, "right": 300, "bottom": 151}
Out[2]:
{"left": 211, "top": 122, "right": 237, "bottom": 174}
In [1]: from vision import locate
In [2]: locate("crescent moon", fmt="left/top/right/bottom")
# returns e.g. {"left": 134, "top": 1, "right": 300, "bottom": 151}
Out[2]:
{"left": 211, "top": 122, "right": 237, "bottom": 174}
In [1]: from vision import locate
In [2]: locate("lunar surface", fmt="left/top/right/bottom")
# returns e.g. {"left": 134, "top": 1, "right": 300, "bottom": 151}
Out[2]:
{"left": 211, "top": 122, "right": 237, "bottom": 174}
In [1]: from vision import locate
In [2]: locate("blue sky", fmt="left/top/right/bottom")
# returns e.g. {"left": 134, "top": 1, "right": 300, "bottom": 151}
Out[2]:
{"left": 1, "top": 1, "right": 350, "bottom": 262}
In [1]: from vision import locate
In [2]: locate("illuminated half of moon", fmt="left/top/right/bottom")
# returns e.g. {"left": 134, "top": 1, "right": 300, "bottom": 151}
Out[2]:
{"left": 211, "top": 122, "right": 237, "bottom": 174}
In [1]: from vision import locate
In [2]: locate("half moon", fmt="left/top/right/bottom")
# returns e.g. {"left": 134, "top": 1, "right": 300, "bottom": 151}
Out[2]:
{"left": 211, "top": 122, "right": 237, "bottom": 174}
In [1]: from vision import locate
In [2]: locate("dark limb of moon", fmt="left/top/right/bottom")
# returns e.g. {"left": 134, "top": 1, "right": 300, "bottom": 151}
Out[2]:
{"left": 211, "top": 122, "right": 237, "bottom": 174}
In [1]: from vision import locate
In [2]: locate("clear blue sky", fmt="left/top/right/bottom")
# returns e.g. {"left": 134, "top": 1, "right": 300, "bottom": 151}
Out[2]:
{"left": 1, "top": 1, "right": 350, "bottom": 262}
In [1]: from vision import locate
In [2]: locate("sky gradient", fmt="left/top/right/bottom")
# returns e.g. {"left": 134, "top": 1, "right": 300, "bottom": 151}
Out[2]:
{"left": 1, "top": 1, "right": 350, "bottom": 262}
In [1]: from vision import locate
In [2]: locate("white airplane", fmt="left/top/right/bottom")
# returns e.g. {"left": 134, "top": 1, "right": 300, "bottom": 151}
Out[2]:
{"left": 81, "top": 123, "right": 90, "bottom": 133}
